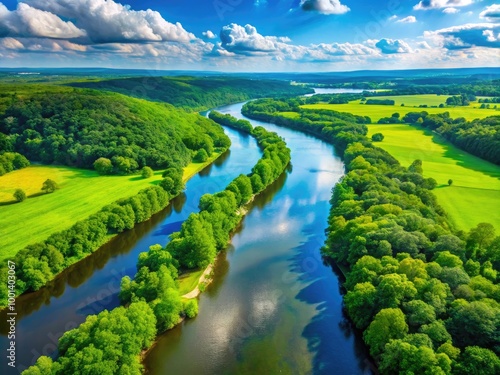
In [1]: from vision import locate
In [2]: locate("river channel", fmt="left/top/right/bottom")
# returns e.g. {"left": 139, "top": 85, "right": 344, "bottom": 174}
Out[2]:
{"left": 143, "top": 102, "right": 372, "bottom": 375}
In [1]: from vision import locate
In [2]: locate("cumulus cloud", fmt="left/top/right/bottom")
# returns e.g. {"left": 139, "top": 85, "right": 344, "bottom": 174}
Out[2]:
{"left": 23, "top": 0, "right": 195, "bottom": 43}
{"left": 203, "top": 30, "right": 216, "bottom": 39}
{"left": 480, "top": 4, "right": 500, "bottom": 22}
{"left": 443, "top": 7, "right": 460, "bottom": 14}
{"left": 414, "top": 0, "right": 473, "bottom": 11}
{"left": 426, "top": 23, "right": 500, "bottom": 49}
{"left": 220, "top": 23, "right": 289, "bottom": 55}
{"left": 300, "top": 0, "right": 350, "bottom": 15}
{"left": 417, "top": 41, "right": 432, "bottom": 49}
{"left": 375, "top": 39, "right": 413, "bottom": 54}
{"left": 0, "top": 2, "right": 86, "bottom": 39}
{"left": 396, "top": 16, "right": 417, "bottom": 23}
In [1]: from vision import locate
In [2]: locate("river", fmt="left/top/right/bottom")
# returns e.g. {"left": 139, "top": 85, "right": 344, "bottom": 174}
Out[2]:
{"left": 1, "top": 126, "right": 261, "bottom": 374}
{"left": 2, "top": 94, "right": 372, "bottom": 374}
{"left": 143, "top": 102, "right": 372, "bottom": 374}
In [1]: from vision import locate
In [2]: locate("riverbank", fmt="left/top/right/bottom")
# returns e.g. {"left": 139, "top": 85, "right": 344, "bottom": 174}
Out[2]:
{"left": 0, "top": 151, "right": 225, "bottom": 308}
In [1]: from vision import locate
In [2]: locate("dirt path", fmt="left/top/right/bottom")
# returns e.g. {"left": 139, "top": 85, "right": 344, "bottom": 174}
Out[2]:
{"left": 181, "top": 265, "right": 213, "bottom": 299}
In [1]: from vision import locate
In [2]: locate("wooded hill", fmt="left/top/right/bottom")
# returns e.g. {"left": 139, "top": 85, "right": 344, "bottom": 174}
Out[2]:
{"left": 0, "top": 89, "right": 230, "bottom": 173}
{"left": 69, "top": 76, "right": 313, "bottom": 111}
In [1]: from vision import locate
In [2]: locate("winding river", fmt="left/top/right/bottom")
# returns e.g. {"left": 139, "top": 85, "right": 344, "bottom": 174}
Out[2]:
{"left": 144, "top": 102, "right": 372, "bottom": 374}
{"left": 2, "top": 91, "right": 372, "bottom": 374}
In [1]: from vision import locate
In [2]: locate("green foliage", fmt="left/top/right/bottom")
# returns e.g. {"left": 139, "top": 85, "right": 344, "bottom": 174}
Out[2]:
{"left": 23, "top": 302, "right": 156, "bottom": 375}
{"left": 93, "top": 157, "right": 113, "bottom": 175}
{"left": 371, "top": 133, "right": 384, "bottom": 142}
{"left": 193, "top": 148, "right": 209, "bottom": 163}
{"left": 41, "top": 179, "right": 57, "bottom": 193}
{"left": 366, "top": 99, "right": 395, "bottom": 105}
{"left": 0, "top": 90, "right": 229, "bottom": 172}
{"left": 13, "top": 188, "right": 26, "bottom": 202}
{"left": 364, "top": 308, "right": 408, "bottom": 358}
{"left": 183, "top": 299, "right": 199, "bottom": 318}
{"left": 141, "top": 166, "right": 154, "bottom": 179}
{"left": 70, "top": 76, "right": 313, "bottom": 111}
{"left": 455, "top": 346, "right": 500, "bottom": 375}
{"left": 0, "top": 152, "right": 29, "bottom": 176}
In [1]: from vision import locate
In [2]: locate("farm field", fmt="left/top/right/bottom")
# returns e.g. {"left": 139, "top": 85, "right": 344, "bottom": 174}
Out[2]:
{"left": 0, "top": 153, "right": 220, "bottom": 261}
{"left": 301, "top": 94, "right": 499, "bottom": 122}
{"left": 367, "top": 124, "right": 500, "bottom": 231}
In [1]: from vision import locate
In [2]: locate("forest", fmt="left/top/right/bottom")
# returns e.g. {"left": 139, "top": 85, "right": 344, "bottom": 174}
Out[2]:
{"left": 242, "top": 98, "right": 500, "bottom": 375}
{"left": 0, "top": 90, "right": 229, "bottom": 173}
{"left": 70, "top": 76, "right": 313, "bottom": 111}
{"left": 23, "top": 111, "right": 291, "bottom": 375}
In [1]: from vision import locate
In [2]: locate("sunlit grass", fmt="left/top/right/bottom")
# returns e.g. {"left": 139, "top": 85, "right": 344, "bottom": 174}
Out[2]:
{"left": 0, "top": 153, "right": 220, "bottom": 261}
{"left": 367, "top": 124, "right": 500, "bottom": 231}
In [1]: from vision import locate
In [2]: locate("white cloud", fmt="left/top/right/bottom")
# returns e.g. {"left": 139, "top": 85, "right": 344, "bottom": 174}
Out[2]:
{"left": 417, "top": 41, "right": 432, "bottom": 49}
{"left": 220, "top": 23, "right": 289, "bottom": 54}
{"left": 203, "top": 30, "right": 217, "bottom": 39}
{"left": 300, "top": 0, "right": 350, "bottom": 15}
{"left": 1, "top": 37, "right": 24, "bottom": 50}
{"left": 375, "top": 38, "right": 413, "bottom": 54}
{"left": 414, "top": 0, "right": 473, "bottom": 11}
{"left": 442, "top": 7, "right": 460, "bottom": 14}
{"left": 425, "top": 23, "right": 500, "bottom": 49}
{"left": 480, "top": 4, "right": 500, "bottom": 22}
{"left": 24, "top": 0, "right": 195, "bottom": 43}
{"left": 396, "top": 16, "right": 417, "bottom": 23}
{"left": 0, "top": 2, "right": 86, "bottom": 39}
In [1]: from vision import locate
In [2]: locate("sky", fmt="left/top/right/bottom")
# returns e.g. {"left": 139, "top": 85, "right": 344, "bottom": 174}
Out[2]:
{"left": 0, "top": 0, "right": 498, "bottom": 71}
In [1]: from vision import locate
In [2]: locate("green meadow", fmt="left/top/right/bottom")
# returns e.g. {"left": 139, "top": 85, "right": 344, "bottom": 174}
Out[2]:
{"left": 0, "top": 154, "right": 220, "bottom": 261}
{"left": 301, "top": 94, "right": 499, "bottom": 122}
{"left": 367, "top": 124, "right": 500, "bottom": 231}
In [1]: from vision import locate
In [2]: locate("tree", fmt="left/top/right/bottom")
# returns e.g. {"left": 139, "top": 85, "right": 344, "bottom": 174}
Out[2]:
{"left": 364, "top": 308, "right": 408, "bottom": 358}
{"left": 183, "top": 299, "right": 199, "bottom": 318}
{"left": 13, "top": 188, "right": 26, "bottom": 202}
{"left": 141, "top": 166, "right": 154, "bottom": 179}
{"left": 448, "top": 179, "right": 453, "bottom": 186}
{"left": 371, "top": 133, "right": 384, "bottom": 142}
{"left": 41, "top": 179, "right": 58, "bottom": 193}
{"left": 194, "top": 148, "right": 209, "bottom": 163}
{"left": 468, "top": 223, "right": 496, "bottom": 254}
{"left": 456, "top": 346, "right": 500, "bottom": 375}
{"left": 93, "top": 157, "right": 113, "bottom": 175}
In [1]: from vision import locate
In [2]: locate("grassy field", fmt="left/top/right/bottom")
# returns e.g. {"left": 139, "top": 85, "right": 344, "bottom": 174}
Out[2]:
{"left": 301, "top": 94, "right": 499, "bottom": 122}
{"left": 178, "top": 268, "right": 204, "bottom": 296}
{"left": 367, "top": 124, "right": 500, "bottom": 231}
{"left": 0, "top": 153, "right": 220, "bottom": 261}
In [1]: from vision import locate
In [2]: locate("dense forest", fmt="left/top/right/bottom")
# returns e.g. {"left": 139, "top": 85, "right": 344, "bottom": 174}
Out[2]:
{"left": 70, "top": 77, "right": 313, "bottom": 111}
{"left": 402, "top": 112, "right": 500, "bottom": 166}
{"left": 23, "top": 112, "right": 291, "bottom": 375}
{"left": 0, "top": 151, "right": 29, "bottom": 176}
{"left": 0, "top": 90, "right": 229, "bottom": 173}
{"left": 242, "top": 98, "right": 500, "bottom": 375}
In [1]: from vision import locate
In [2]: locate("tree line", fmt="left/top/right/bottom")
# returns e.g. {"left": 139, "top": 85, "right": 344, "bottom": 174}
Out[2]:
{"left": 23, "top": 112, "right": 291, "bottom": 375}
{"left": 402, "top": 112, "right": 500, "bottom": 166}
{"left": 242, "top": 99, "right": 500, "bottom": 375}
{"left": 0, "top": 90, "right": 230, "bottom": 174}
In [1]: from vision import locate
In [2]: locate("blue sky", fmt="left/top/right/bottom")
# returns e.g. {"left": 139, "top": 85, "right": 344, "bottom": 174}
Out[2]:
{"left": 0, "top": 0, "right": 498, "bottom": 71}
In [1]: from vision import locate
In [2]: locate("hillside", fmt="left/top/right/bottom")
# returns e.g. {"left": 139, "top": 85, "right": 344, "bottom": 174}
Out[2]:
{"left": 0, "top": 88, "right": 230, "bottom": 172}
{"left": 69, "top": 76, "right": 313, "bottom": 111}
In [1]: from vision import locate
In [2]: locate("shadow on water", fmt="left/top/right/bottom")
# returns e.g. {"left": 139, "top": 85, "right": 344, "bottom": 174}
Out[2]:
{"left": 289, "top": 218, "right": 375, "bottom": 375}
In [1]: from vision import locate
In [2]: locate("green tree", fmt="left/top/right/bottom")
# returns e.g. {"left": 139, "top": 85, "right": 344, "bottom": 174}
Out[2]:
{"left": 13, "top": 188, "right": 26, "bottom": 202}
{"left": 456, "top": 346, "right": 500, "bottom": 375}
{"left": 41, "top": 179, "right": 58, "bottom": 193}
{"left": 448, "top": 179, "right": 453, "bottom": 186}
{"left": 141, "top": 166, "right": 154, "bottom": 179}
{"left": 183, "top": 299, "right": 199, "bottom": 318}
{"left": 93, "top": 157, "right": 113, "bottom": 175}
{"left": 371, "top": 133, "right": 384, "bottom": 142}
{"left": 194, "top": 148, "right": 209, "bottom": 163}
{"left": 364, "top": 308, "right": 409, "bottom": 358}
